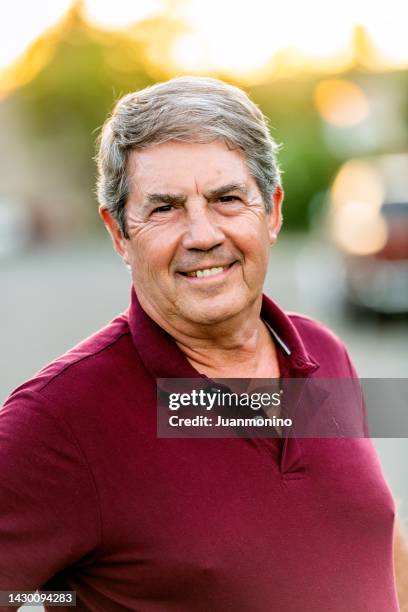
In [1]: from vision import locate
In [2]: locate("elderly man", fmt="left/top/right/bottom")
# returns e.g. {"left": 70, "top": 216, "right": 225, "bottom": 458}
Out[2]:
{"left": 0, "top": 77, "right": 406, "bottom": 611}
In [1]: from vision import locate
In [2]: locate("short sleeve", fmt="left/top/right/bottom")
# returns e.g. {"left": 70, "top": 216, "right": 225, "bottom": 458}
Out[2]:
{"left": 0, "top": 389, "right": 101, "bottom": 597}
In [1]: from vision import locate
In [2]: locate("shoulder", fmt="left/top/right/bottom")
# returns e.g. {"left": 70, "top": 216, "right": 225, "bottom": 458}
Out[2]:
{"left": 2, "top": 311, "right": 141, "bottom": 411}
{"left": 288, "top": 311, "right": 344, "bottom": 348}
{"left": 287, "top": 312, "right": 357, "bottom": 377}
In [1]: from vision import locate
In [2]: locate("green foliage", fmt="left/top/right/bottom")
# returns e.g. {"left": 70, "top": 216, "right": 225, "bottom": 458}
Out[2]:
{"left": 250, "top": 80, "right": 339, "bottom": 229}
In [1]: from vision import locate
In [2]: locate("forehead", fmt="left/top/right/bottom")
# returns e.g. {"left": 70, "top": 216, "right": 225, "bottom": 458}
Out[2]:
{"left": 127, "top": 140, "right": 257, "bottom": 195}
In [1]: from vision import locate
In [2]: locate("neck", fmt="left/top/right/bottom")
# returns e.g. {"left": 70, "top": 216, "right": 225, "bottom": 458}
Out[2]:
{"left": 137, "top": 292, "right": 279, "bottom": 378}
{"left": 176, "top": 318, "right": 279, "bottom": 378}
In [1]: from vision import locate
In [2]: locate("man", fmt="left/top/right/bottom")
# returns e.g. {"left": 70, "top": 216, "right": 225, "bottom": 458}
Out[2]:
{"left": 0, "top": 76, "right": 406, "bottom": 610}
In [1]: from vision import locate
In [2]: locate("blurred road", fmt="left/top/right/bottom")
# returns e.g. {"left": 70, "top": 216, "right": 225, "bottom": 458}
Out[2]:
{"left": 1, "top": 234, "right": 408, "bottom": 555}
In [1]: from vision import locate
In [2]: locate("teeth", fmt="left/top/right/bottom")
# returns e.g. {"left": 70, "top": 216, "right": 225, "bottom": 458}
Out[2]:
{"left": 186, "top": 266, "right": 225, "bottom": 278}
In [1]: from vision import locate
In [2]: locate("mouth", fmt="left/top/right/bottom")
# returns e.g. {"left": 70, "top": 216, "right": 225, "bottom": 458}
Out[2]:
{"left": 177, "top": 261, "right": 237, "bottom": 281}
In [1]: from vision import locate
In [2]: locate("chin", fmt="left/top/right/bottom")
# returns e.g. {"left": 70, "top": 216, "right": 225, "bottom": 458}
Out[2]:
{"left": 182, "top": 301, "right": 245, "bottom": 326}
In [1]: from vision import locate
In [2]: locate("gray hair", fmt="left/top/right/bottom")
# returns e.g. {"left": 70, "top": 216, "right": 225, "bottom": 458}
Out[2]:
{"left": 96, "top": 76, "right": 281, "bottom": 238}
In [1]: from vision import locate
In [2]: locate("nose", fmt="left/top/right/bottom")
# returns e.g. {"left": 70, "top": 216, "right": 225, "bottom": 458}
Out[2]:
{"left": 181, "top": 203, "right": 225, "bottom": 251}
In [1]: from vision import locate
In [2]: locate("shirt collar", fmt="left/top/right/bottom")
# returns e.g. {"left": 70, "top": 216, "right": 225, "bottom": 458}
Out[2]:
{"left": 260, "top": 294, "right": 320, "bottom": 375}
{"left": 127, "top": 287, "right": 320, "bottom": 379}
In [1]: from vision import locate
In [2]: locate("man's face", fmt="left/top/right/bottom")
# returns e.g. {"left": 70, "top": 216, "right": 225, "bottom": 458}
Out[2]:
{"left": 102, "top": 140, "right": 282, "bottom": 330}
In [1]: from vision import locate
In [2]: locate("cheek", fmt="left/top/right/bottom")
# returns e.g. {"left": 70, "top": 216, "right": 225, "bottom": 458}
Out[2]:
{"left": 233, "top": 223, "right": 270, "bottom": 261}
{"left": 130, "top": 230, "right": 177, "bottom": 277}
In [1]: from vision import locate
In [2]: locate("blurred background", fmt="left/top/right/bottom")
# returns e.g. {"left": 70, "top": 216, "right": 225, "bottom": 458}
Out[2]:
{"left": 1, "top": 0, "right": 407, "bottom": 547}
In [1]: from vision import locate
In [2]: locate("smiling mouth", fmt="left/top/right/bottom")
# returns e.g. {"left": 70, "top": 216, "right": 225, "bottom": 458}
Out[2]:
{"left": 179, "top": 262, "right": 236, "bottom": 278}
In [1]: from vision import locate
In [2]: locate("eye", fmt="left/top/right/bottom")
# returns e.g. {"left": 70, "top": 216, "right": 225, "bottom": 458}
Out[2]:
{"left": 152, "top": 204, "right": 174, "bottom": 214}
{"left": 218, "top": 195, "right": 241, "bottom": 203}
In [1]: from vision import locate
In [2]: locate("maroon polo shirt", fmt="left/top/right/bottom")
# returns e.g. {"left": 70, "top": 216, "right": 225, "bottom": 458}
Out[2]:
{"left": 0, "top": 289, "right": 398, "bottom": 611}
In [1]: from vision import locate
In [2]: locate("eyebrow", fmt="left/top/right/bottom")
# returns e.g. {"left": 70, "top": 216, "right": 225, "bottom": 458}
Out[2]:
{"left": 145, "top": 193, "right": 187, "bottom": 206}
{"left": 139, "top": 192, "right": 187, "bottom": 215}
{"left": 141, "top": 183, "right": 249, "bottom": 213}
{"left": 204, "top": 183, "right": 249, "bottom": 200}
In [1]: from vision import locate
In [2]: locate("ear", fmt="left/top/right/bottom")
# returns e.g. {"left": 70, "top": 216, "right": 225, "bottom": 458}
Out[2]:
{"left": 99, "top": 206, "right": 130, "bottom": 265}
{"left": 267, "top": 185, "right": 284, "bottom": 245}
